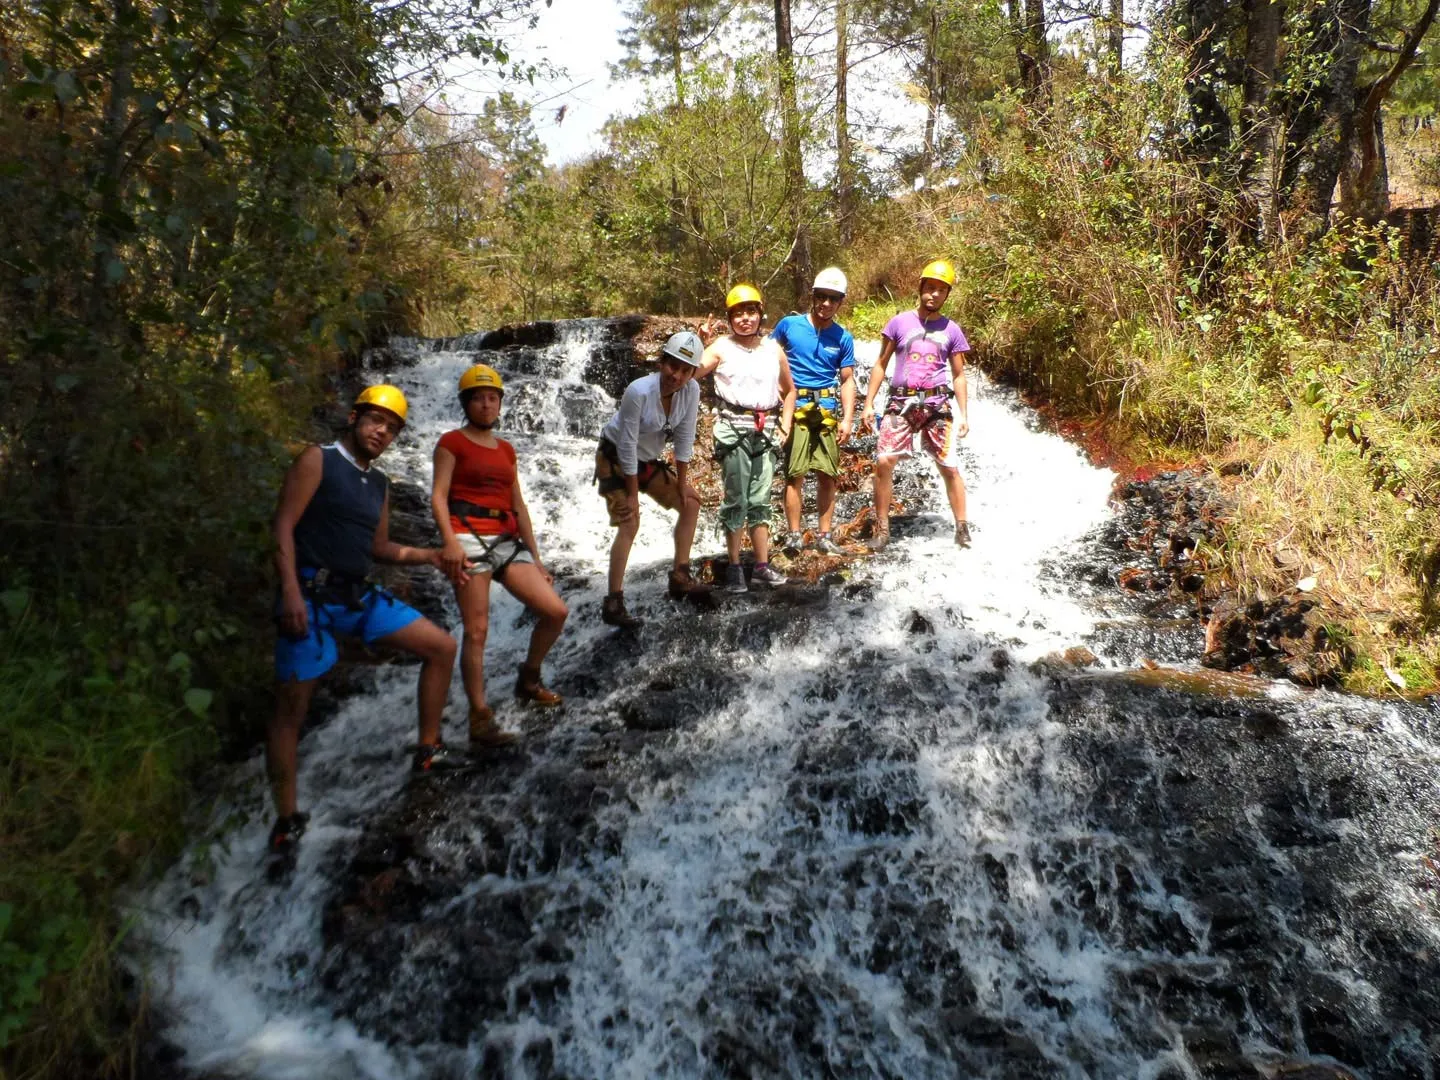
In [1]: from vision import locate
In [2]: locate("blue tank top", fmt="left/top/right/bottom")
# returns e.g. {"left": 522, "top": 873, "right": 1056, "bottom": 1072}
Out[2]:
{"left": 292, "top": 444, "right": 389, "bottom": 579}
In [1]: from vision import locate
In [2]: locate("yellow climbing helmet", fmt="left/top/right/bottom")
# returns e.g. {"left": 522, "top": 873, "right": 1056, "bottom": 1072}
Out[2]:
{"left": 919, "top": 259, "right": 957, "bottom": 288}
{"left": 353, "top": 384, "right": 408, "bottom": 425}
{"left": 458, "top": 363, "right": 504, "bottom": 396}
{"left": 725, "top": 283, "right": 763, "bottom": 311}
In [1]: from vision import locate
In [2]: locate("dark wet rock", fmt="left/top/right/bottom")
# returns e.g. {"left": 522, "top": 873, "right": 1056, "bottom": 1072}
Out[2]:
{"left": 1203, "top": 594, "right": 1347, "bottom": 687}
{"left": 475, "top": 321, "right": 560, "bottom": 351}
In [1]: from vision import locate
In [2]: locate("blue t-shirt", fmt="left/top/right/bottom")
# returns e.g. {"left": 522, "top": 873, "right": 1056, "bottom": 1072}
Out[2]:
{"left": 772, "top": 314, "right": 855, "bottom": 390}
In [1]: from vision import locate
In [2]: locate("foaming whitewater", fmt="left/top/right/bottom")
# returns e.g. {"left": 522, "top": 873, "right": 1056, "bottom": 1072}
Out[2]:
{"left": 133, "top": 320, "right": 1440, "bottom": 1079}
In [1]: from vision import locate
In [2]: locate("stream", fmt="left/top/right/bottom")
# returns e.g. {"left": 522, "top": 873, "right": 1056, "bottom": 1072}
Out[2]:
{"left": 133, "top": 318, "right": 1440, "bottom": 1079}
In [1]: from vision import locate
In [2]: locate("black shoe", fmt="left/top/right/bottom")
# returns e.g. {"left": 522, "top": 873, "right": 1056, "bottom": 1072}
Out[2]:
{"left": 602, "top": 591, "right": 643, "bottom": 628}
{"left": 955, "top": 521, "right": 973, "bottom": 549}
{"left": 412, "top": 741, "right": 466, "bottom": 773}
{"left": 266, "top": 812, "right": 309, "bottom": 878}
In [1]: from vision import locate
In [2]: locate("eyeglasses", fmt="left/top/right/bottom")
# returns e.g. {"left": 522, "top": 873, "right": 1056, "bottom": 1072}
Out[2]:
{"left": 812, "top": 291, "right": 843, "bottom": 304}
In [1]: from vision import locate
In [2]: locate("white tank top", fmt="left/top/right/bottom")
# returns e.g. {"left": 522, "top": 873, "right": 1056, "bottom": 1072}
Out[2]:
{"left": 711, "top": 335, "right": 783, "bottom": 411}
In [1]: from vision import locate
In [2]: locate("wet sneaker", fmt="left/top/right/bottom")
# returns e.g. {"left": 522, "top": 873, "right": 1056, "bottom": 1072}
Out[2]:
{"left": 751, "top": 563, "right": 787, "bottom": 588}
{"left": 412, "top": 741, "right": 466, "bottom": 773}
{"left": 602, "top": 592, "right": 642, "bottom": 628}
{"left": 814, "top": 533, "right": 841, "bottom": 555}
{"left": 955, "top": 521, "right": 973, "bottom": 549}
{"left": 723, "top": 563, "right": 748, "bottom": 593}
{"left": 468, "top": 705, "right": 519, "bottom": 748}
{"left": 267, "top": 812, "right": 309, "bottom": 857}
{"left": 867, "top": 529, "right": 890, "bottom": 553}
{"left": 781, "top": 531, "right": 804, "bottom": 556}
{"left": 667, "top": 565, "right": 713, "bottom": 601}
{"left": 515, "top": 665, "right": 563, "bottom": 707}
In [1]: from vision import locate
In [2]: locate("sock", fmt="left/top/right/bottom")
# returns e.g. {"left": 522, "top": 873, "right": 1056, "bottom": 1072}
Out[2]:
{"left": 755, "top": 561, "right": 768, "bottom": 570}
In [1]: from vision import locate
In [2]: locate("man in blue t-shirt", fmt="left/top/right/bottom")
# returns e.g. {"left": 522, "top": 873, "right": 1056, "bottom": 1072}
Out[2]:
{"left": 774, "top": 267, "right": 857, "bottom": 556}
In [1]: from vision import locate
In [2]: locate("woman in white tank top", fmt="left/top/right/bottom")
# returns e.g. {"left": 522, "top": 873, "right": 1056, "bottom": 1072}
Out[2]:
{"left": 696, "top": 284, "right": 794, "bottom": 593}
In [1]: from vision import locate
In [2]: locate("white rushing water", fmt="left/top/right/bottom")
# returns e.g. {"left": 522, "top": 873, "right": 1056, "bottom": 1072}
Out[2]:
{"left": 130, "top": 321, "right": 1440, "bottom": 1079}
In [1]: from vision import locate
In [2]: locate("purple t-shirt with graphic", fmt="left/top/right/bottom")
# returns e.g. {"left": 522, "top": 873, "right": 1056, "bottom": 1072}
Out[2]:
{"left": 882, "top": 310, "right": 970, "bottom": 390}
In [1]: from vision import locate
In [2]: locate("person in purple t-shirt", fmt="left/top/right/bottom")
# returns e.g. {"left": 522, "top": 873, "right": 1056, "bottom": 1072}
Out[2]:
{"left": 858, "top": 259, "right": 973, "bottom": 551}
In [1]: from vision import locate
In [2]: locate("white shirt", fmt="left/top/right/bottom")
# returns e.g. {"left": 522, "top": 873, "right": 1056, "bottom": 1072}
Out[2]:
{"left": 600, "top": 372, "right": 700, "bottom": 477}
{"left": 709, "top": 335, "right": 784, "bottom": 411}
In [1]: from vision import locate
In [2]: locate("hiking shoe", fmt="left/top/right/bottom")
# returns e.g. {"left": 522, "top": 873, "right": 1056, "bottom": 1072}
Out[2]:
{"left": 602, "top": 591, "right": 642, "bottom": 628}
{"left": 751, "top": 563, "right": 787, "bottom": 588}
{"left": 468, "top": 705, "right": 519, "bottom": 748}
{"left": 515, "top": 664, "right": 563, "bottom": 707}
{"left": 723, "top": 563, "right": 748, "bottom": 594}
{"left": 814, "top": 533, "right": 841, "bottom": 555}
{"left": 867, "top": 529, "right": 891, "bottom": 553}
{"left": 955, "top": 521, "right": 973, "bottom": 549}
{"left": 667, "top": 565, "right": 713, "bottom": 601}
{"left": 412, "top": 741, "right": 466, "bottom": 773}
{"left": 781, "top": 531, "right": 804, "bottom": 556}
{"left": 267, "top": 812, "right": 309, "bottom": 856}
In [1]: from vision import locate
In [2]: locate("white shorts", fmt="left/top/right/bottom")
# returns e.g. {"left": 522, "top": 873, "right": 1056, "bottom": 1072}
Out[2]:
{"left": 459, "top": 533, "right": 533, "bottom": 577}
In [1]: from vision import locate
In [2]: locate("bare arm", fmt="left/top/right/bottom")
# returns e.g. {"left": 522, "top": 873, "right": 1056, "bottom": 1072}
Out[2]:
{"left": 272, "top": 446, "right": 324, "bottom": 638}
{"left": 511, "top": 479, "right": 551, "bottom": 579}
{"left": 861, "top": 338, "right": 897, "bottom": 429}
{"left": 431, "top": 444, "right": 468, "bottom": 585}
{"left": 838, "top": 366, "right": 856, "bottom": 443}
{"left": 372, "top": 488, "right": 444, "bottom": 568}
{"left": 950, "top": 350, "right": 970, "bottom": 437}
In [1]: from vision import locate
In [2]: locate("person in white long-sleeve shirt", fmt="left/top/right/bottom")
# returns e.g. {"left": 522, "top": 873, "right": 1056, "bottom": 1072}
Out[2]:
{"left": 593, "top": 330, "right": 711, "bottom": 628}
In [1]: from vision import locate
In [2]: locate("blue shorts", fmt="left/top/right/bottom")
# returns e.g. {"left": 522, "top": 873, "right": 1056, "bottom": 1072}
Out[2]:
{"left": 274, "top": 587, "right": 423, "bottom": 682}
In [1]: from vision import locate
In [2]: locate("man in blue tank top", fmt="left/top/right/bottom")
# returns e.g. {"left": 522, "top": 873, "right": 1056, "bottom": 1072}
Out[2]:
{"left": 774, "top": 267, "right": 856, "bottom": 556}
{"left": 268, "top": 385, "right": 459, "bottom": 869}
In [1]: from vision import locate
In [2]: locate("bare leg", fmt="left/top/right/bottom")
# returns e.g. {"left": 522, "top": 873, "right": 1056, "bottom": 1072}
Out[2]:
{"left": 268, "top": 678, "right": 318, "bottom": 817}
{"left": 752, "top": 523, "right": 771, "bottom": 563}
{"left": 500, "top": 562, "right": 569, "bottom": 669}
{"left": 873, "top": 458, "right": 899, "bottom": 532}
{"left": 938, "top": 464, "right": 968, "bottom": 523}
{"left": 375, "top": 617, "right": 458, "bottom": 747}
{"left": 674, "top": 486, "right": 700, "bottom": 569}
{"left": 450, "top": 571, "right": 492, "bottom": 717}
{"left": 816, "top": 474, "right": 837, "bottom": 533}
{"left": 726, "top": 528, "right": 743, "bottom": 564}
{"left": 783, "top": 475, "right": 804, "bottom": 533}
{"left": 608, "top": 513, "right": 640, "bottom": 594}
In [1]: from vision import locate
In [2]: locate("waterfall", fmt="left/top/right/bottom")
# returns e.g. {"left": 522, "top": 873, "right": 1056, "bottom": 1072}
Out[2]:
{"left": 132, "top": 319, "right": 1440, "bottom": 1079}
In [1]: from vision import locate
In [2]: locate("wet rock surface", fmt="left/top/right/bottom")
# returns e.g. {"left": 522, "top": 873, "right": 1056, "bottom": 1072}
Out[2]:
{"left": 1055, "top": 468, "right": 1350, "bottom": 688}
{"left": 142, "top": 320, "right": 1440, "bottom": 1079}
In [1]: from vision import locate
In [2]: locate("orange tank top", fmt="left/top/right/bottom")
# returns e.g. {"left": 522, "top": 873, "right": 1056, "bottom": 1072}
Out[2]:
{"left": 439, "top": 429, "right": 516, "bottom": 535}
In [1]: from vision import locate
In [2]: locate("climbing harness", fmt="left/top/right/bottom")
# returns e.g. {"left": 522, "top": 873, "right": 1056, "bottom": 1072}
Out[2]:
{"left": 887, "top": 385, "right": 955, "bottom": 433}
{"left": 448, "top": 498, "right": 525, "bottom": 580}
{"left": 713, "top": 398, "right": 779, "bottom": 462}
{"left": 594, "top": 438, "right": 677, "bottom": 494}
{"left": 793, "top": 386, "right": 839, "bottom": 430}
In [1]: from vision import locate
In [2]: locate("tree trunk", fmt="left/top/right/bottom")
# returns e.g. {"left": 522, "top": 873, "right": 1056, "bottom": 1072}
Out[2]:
{"left": 91, "top": 0, "right": 136, "bottom": 323}
{"left": 1178, "top": 0, "right": 1233, "bottom": 168}
{"left": 1022, "top": 0, "right": 1050, "bottom": 109}
{"left": 836, "top": 0, "right": 854, "bottom": 245}
{"left": 1238, "top": 0, "right": 1284, "bottom": 239}
{"left": 774, "top": 0, "right": 811, "bottom": 304}
{"left": 1284, "top": 0, "right": 1369, "bottom": 231}
{"left": 1108, "top": 0, "right": 1124, "bottom": 77}
{"left": 922, "top": 1, "right": 940, "bottom": 171}
{"left": 1344, "top": 0, "right": 1439, "bottom": 220}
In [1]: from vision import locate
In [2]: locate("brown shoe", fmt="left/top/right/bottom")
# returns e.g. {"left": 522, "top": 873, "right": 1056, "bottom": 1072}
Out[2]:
{"left": 468, "top": 705, "right": 518, "bottom": 747}
{"left": 515, "top": 664, "right": 563, "bottom": 707}
{"left": 867, "top": 528, "right": 891, "bottom": 553}
{"left": 667, "top": 564, "right": 713, "bottom": 601}
{"left": 601, "top": 592, "right": 642, "bottom": 628}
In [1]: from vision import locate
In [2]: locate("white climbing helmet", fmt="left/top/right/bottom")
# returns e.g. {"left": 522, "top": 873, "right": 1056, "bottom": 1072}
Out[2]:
{"left": 661, "top": 330, "right": 703, "bottom": 367}
{"left": 812, "top": 266, "right": 848, "bottom": 296}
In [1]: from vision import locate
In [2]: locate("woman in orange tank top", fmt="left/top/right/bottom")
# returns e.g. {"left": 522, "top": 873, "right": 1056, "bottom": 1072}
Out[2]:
{"left": 431, "top": 364, "right": 568, "bottom": 748}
